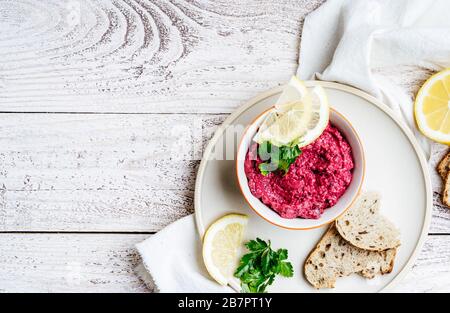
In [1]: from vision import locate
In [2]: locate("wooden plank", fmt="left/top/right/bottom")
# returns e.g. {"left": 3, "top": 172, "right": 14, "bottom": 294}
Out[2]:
{"left": 1, "top": 0, "right": 447, "bottom": 293}
{"left": 1, "top": 189, "right": 193, "bottom": 232}
{"left": 0, "top": 113, "right": 224, "bottom": 191}
{"left": 0, "top": 233, "right": 447, "bottom": 292}
{"left": 0, "top": 0, "right": 325, "bottom": 113}
{"left": 0, "top": 233, "right": 150, "bottom": 292}
{"left": 0, "top": 113, "right": 224, "bottom": 231}
{"left": 0, "top": 113, "right": 448, "bottom": 232}
{"left": 431, "top": 192, "right": 450, "bottom": 234}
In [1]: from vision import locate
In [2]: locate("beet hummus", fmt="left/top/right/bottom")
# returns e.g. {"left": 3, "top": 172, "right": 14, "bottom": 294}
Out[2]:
{"left": 244, "top": 124, "right": 354, "bottom": 219}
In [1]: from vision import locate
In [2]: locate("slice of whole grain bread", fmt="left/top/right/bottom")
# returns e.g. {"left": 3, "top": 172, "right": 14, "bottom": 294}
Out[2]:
{"left": 443, "top": 172, "right": 450, "bottom": 207}
{"left": 335, "top": 192, "right": 400, "bottom": 251}
{"left": 438, "top": 151, "right": 450, "bottom": 180}
{"left": 304, "top": 225, "right": 396, "bottom": 289}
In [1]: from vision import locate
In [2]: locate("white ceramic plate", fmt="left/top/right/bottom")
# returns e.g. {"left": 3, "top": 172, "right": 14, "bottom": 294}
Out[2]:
{"left": 195, "top": 81, "right": 432, "bottom": 293}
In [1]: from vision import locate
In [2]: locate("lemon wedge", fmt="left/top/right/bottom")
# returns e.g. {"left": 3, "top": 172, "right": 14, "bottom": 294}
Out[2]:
{"left": 415, "top": 69, "right": 450, "bottom": 144}
{"left": 253, "top": 77, "right": 329, "bottom": 147}
{"left": 202, "top": 214, "right": 248, "bottom": 286}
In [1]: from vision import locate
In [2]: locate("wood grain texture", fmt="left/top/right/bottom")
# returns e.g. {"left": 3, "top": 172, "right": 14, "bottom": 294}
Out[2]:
{"left": 0, "top": 113, "right": 449, "bottom": 233}
{"left": 394, "top": 235, "right": 450, "bottom": 293}
{"left": 0, "top": 0, "right": 449, "bottom": 293}
{"left": 0, "top": 233, "right": 448, "bottom": 293}
{"left": 0, "top": 0, "right": 324, "bottom": 113}
{"left": 0, "top": 233, "right": 150, "bottom": 292}
{"left": 0, "top": 113, "right": 225, "bottom": 231}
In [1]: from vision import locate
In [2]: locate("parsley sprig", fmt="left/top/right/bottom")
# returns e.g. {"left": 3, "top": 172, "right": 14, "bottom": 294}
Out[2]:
{"left": 257, "top": 141, "right": 302, "bottom": 175}
{"left": 234, "top": 238, "right": 293, "bottom": 293}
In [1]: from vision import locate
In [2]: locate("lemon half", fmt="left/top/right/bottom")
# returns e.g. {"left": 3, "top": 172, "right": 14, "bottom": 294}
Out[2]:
{"left": 415, "top": 69, "right": 450, "bottom": 144}
{"left": 202, "top": 214, "right": 248, "bottom": 286}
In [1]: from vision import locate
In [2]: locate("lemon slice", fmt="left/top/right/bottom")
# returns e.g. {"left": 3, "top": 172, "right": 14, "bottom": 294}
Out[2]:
{"left": 298, "top": 85, "right": 330, "bottom": 148}
{"left": 275, "top": 76, "right": 311, "bottom": 113}
{"left": 253, "top": 77, "right": 329, "bottom": 147}
{"left": 415, "top": 69, "right": 450, "bottom": 144}
{"left": 202, "top": 214, "right": 248, "bottom": 286}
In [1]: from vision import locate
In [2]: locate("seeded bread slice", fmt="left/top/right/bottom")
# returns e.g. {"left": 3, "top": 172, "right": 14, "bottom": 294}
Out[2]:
{"left": 443, "top": 172, "right": 450, "bottom": 207}
{"left": 304, "top": 225, "right": 397, "bottom": 289}
{"left": 335, "top": 192, "right": 400, "bottom": 251}
{"left": 438, "top": 151, "right": 450, "bottom": 180}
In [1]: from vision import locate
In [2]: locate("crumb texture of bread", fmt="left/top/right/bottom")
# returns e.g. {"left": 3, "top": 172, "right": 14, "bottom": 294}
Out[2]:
{"left": 437, "top": 151, "right": 450, "bottom": 180}
{"left": 335, "top": 191, "right": 400, "bottom": 251}
{"left": 304, "top": 225, "right": 396, "bottom": 289}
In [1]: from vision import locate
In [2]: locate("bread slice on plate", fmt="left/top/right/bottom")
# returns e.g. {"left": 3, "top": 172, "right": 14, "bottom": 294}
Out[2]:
{"left": 335, "top": 192, "right": 400, "bottom": 251}
{"left": 443, "top": 172, "right": 450, "bottom": 207}
{"left": 437, "top": 151, "right": 450, "bottom": 180}
{"left": 304, "top": 225, "right": 396, "bottom": 289}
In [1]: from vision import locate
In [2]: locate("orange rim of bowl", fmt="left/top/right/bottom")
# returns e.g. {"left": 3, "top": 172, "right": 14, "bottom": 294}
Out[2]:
{"left": 235, "top": 106, "right": 366, "bottom": 230}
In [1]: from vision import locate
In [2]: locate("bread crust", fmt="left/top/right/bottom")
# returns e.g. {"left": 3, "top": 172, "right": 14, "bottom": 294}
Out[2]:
{"left": 443, "top": 171, "right": 450, "bottom": 207}
{"left": 304, "top": 224, "right": 397, "bottom": 289}
{"left": 335, "top": 192, "right": 400, "bottom": 251}
{"left": 437, "top": 151, "right": 450, "bottom": 180}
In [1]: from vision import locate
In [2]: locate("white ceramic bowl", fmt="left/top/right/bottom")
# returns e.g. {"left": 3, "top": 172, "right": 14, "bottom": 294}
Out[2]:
{"left": 236, "top": 107, "right": 365, "bottom": 230}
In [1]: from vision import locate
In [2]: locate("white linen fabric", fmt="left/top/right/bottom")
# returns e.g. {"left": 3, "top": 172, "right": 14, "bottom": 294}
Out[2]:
{"left": 136, "top": 215, "right": 233, "bottom": 292}
{"left": 297, "top": 0, "right": 450, "bottom": 158}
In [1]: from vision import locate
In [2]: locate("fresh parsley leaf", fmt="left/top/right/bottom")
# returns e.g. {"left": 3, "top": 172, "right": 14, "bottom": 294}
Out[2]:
{"left": 245, "top": 238, "right": 268, "bottom": 251}
{"left": 234, "top": 253, "right": 254, "bottom": 277}
{"left": 276, "top": 249, "right": 294, "bottom": 277}
{"left": 279, "top": 261, "right": 294, "bottom": 278}
{"left": 261, "top": 248, "right": 272, "bottom": 274}
{"left": 282, "top": 144, "right": 301, "bottom": 160}
{"left": 258, "top": 163, "right": 272, "bottom": 176}
{"left": 257, "top": 141, "right": 302, "bottom": 176}
{"left": 234, "top": 238, "right": 293, "bottom": 293}
{"left": 277, "top": 248, "right": 288, "bottom": 260}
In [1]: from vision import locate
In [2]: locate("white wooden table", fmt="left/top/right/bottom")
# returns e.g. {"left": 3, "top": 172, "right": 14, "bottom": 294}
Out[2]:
{"left": 0, "top": 0, "right": 449, "bottom": 293}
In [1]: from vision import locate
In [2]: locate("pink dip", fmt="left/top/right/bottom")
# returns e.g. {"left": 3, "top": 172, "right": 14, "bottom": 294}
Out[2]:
{"left": 244, "top": 124, "right": 354, "bottom": 219}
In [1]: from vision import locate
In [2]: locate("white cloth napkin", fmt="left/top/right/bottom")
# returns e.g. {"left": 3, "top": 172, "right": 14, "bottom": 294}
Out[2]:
{"left": 136, "top": 0, "right": 450, "bottom": 292}
{"left": 136, "top": 215, "right": 233, "bottom": 292}
{"left": 297, "top": 0, "right": 450, "bottom": 158}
